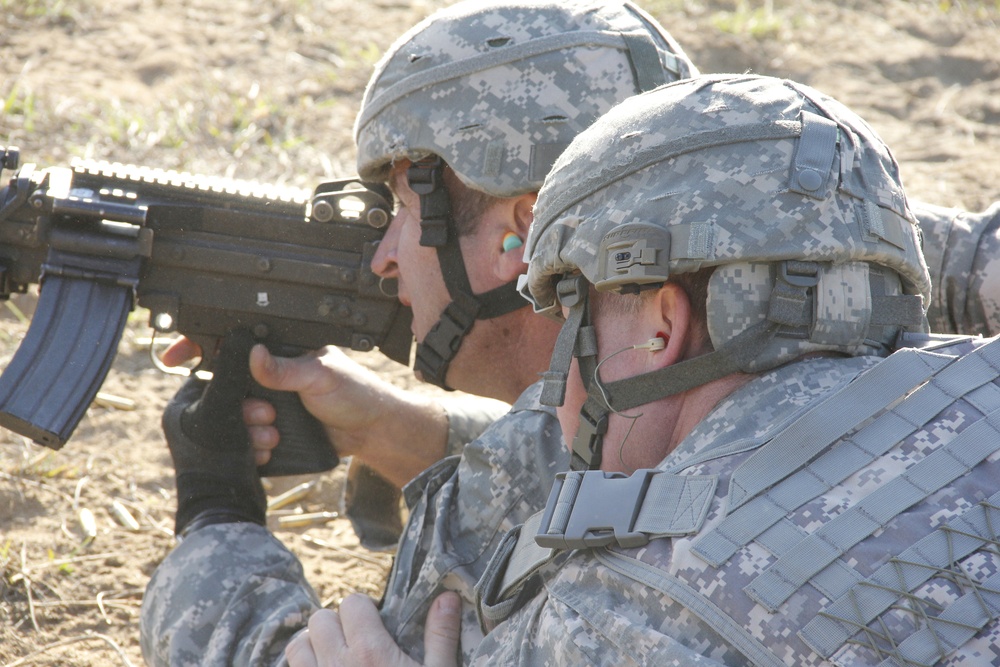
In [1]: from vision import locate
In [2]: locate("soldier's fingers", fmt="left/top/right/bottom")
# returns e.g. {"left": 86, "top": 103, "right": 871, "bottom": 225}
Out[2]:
{"left": 284, "top": 627, "right": 320, "bottom": 667}
{"left": 247, "top": 425, "right": 279, "bottom": 452}
{"left": 337, "top": 593, "right": 381, "bottom": 637}
{"left": 248, "top": 344, "right": 317, "bottom": 393}
{"left": 243, "top": 397, "right": 276, "bottom": 426}
{"left": 159, "top": 336, "right": 203, "bottom": 367}
{"left": 305, "top": 608, "right": 347, "bottom": 662}
{"left": 251, "top": 440, "right": 273, "bottom": 466}
{"left": 423, "top": 592, "right": 462, "bottom": 667}
{"left": 250, "top": 344, "right": 344, "bottom": 397}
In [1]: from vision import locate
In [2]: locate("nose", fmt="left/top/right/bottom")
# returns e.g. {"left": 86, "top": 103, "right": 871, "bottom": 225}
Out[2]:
{"left": 371, "top": 213, "right": 402, "bottom": 279}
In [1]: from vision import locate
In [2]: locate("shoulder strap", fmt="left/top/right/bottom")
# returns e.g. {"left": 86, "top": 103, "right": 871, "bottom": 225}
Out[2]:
{"left": 476, "top": 468, "right": 716, "bottom": 628}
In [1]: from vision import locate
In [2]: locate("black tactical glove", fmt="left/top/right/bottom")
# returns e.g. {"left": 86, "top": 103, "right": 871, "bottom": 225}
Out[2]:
{"left": 162, "top": 329, "right": 267, "bottom": 537}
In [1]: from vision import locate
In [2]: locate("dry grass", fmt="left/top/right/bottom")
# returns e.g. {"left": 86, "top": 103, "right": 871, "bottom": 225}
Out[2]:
{"left": 1, "top": 0, "right": 1000, "bottom": 664}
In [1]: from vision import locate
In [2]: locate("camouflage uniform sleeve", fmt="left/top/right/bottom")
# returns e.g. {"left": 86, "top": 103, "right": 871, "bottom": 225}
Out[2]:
{"left": 913, "top": 199, "right": 1000, "bottom": 336}
{"left": 140, "top": 522, "right": 319, "bottom": 667}
{"left": 343, "top": 394, "right": 510, "bottom": 550}
{"left": 439, "top": 394, "right": 511, "bottom": 458}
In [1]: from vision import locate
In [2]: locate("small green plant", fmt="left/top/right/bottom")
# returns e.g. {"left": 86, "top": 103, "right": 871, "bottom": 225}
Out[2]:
{"left": 0, "top": 0, "right": 81, "bottom": 22}
{"left": 711, "top": 0, "right": 787, "bottom": 39}
{"left": 937, "top": 0, "right": 1000, "bottom": 11}
{"left": 2, "top": 85, "right": 38, "bottom": 133}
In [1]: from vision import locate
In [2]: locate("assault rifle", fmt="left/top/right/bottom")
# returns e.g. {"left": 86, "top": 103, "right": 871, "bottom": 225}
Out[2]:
{"left": 0, "top": 146, "right": 412, "bottom": 476}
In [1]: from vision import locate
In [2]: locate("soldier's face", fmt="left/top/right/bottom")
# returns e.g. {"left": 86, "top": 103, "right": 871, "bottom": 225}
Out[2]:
{"left": 556, "top": 291, "right": 680, "bottom": 473}
{"left": 556, "top": 300, "right": 644, "bottom": 469}
{"left": 371, "top": 161, "right": 451, "bottom": 346}
{"left": 370, "top": 161, "right": 507, "bottom": 381}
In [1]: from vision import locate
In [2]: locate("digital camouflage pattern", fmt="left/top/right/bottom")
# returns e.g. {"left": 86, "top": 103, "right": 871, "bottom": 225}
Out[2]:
{"left": 525, "top": 74, "right": 931, "bottom": 374}
{"left": 480, "top": 73, "right": 1000, "bottom": 665}
{"left": 139, "top": 383, "right": 565, "bottom": 666}
{"left": 380, "top": 381, "right": 565, "bottom": 663}
{"left": 343, "top": 394, "right": 509, "bottom": 551}
{"left": 914, "top": 200, "right": 1000, "bottom": 337}
{"left": 354, "top": 0, "right": 697, "bottom": 197}
{"left": 140, "top": 522, "right": 316, "bottom": 667}
{"left": 474, "top": 337, "right": 1000, "bottom": 666}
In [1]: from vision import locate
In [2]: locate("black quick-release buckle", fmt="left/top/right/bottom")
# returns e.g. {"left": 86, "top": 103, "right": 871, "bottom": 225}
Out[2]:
{"left": 571, "top": 407, "right": 607, "bottom": 470}
{"left": 424, "top": 298, "right": 479, "bottom": 358}
{"left": 407, "top": 156, "right": 450, "bottom": 248}
{"left": 768, "top": 260, "right": 819, "bottom": 329}
{"left": 407, "top": 156, "right": 443, "bottom": 194}
{"left": 535, "top": 469, "right": 656, "bottom": 550}
{"left": 414, "top": 296, "right": 480, "bottom": 388}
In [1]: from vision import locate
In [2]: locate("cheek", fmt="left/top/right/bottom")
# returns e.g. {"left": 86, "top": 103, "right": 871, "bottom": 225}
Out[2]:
{"left": 395, "top": 215, "right": 439, "bottom": 289}
{"left": 456, "top": 232, "right": 494, "bottom": 294}
{"left": 396, "top": 212, "right": 422, "bottom": 264}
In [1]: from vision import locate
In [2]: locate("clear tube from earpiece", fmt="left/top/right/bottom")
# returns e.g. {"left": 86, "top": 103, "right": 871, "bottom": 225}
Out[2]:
{"left": 593, "top": 344, "right": 650, "bottom": 474}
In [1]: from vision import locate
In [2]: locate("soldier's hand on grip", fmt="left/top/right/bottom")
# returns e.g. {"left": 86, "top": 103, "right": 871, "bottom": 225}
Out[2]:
{"left": 162, "top": 328, "right": 267, "bottom": 536}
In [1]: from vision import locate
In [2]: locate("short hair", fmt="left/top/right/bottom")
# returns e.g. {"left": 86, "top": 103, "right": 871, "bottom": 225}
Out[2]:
{"left": 592, "top": 267, "right": 715, "bottom": 355}
{"left": 448, "top": 179, "right": 506, "bottom": 238}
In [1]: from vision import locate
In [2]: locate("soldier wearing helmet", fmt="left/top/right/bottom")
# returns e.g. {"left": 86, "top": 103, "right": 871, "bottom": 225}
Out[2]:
{"left": 248, "top": 0, "right": 697, "bottom": 548}
{"left": 141, "top": 2, "right": 697, "bottom": 665}
{"left": 468, "top": 74, "right": 1000, "bottom": 666}
{"left": 916, "top": 200, "right": 1000, "bottom": 337}
{"left": 354, "top": 0, "right": 695, "bottom": 394}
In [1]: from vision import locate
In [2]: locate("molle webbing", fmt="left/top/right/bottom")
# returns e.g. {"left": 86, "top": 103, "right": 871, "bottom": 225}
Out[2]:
{"left": 728, "top": 338, "right": 1000, "bottom": 614}
{"left": 725, "top": 347, "right": 956, "bottom": 513}
{"left": 800, "top": 490, "right": 1000, "bottom": 662}
{"left": 694, "top": 339, "right": 1000, "bottom": 567}
{"left": 594, "top": 550, "right": 787, "bottom": 667}
{"left": 745, "top": 401, "right": 1000, "bottom": 612}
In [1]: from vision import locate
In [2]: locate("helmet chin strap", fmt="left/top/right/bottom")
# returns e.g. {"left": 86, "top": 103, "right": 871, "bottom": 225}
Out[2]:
{"left": 407, "top": 156, "right": 527, "bottom": 390}
{"left": 540, "top": 274, "right": 789, "bottom": 472}
{"left": 536, "top": 277, "right": 603, "bottom": 471}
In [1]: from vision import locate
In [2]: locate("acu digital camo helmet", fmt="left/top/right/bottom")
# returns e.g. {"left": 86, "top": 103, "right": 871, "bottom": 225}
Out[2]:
{"left": 523, "top": 74, "right": 932, "bottom": 469}
{"left": 354, "top": 0, "right": 697, "bottom": 389}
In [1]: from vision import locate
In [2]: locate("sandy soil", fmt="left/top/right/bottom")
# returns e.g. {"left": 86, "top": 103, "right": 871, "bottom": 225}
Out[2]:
{"left": 1, "top": 0, "right": 998, "bottom": 664}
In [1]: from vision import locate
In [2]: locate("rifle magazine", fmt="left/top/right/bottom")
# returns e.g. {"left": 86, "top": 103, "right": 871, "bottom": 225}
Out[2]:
{"left": 0, "top": 275, "right": 131, "bottom": 448}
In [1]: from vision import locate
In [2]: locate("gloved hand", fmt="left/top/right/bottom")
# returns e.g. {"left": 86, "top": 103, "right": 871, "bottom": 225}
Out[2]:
{"left": 162, "top": 329, "right": 267, "bottom": 537}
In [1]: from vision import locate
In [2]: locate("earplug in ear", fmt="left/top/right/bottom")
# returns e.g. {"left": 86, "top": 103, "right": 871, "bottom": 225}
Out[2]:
{"left": 633, "top": 336, "right": 665, "bottom": 352}
{"left": 502, "top": 232, "right": 524, "bottom": 253}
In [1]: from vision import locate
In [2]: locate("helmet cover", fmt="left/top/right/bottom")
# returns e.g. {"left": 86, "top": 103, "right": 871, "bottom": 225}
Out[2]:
{"left": 526, "top": 74, "right": 931, "bottom": 371}
{"left": 354, "top": 0, "right": 697, "bottom": 197}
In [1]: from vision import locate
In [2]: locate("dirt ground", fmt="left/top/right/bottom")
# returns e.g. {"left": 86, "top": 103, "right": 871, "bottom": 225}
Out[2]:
{"left": 0, "top": 0, "right": 998, "bottom": 664}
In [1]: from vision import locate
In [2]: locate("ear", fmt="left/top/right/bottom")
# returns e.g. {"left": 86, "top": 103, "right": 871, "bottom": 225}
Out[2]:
{"left": 495, "top": 192, "right": 537, "bottom": 282}
{"left": 649, "top": 282, "right": 693, "bottom": 369}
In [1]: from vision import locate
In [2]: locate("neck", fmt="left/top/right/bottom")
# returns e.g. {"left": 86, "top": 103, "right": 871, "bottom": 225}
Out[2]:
{"left": 666, "top": 372, "right": 754, "bottom": 452}
{"left": 447, "top": 308, "right": 562, "bottom": 404}
{"left": 606, "top": 371, "right": 755, "bottom": 473}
